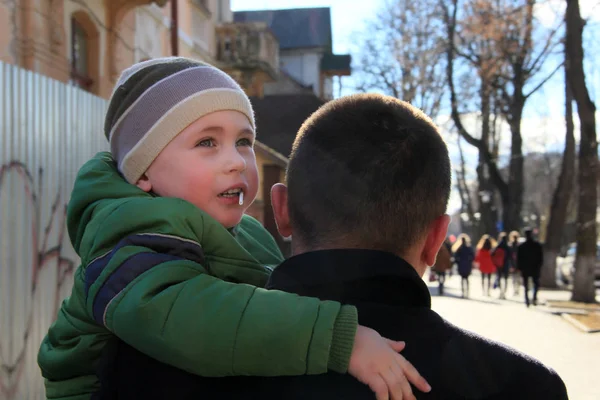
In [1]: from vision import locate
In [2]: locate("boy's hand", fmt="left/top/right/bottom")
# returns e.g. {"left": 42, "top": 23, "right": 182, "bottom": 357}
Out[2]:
{"left": 348, "top": 325, "right": 431, "bottom": 400}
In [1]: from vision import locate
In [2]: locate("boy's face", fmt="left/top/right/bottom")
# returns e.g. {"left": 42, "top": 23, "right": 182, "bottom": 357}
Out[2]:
{"left": 136, "top": 110, "right": 259, "bottom": 228}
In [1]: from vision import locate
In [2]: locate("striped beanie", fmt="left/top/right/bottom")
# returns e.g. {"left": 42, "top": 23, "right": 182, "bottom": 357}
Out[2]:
{"left": 105, "top": 57, "right": 255, "bottom": 184}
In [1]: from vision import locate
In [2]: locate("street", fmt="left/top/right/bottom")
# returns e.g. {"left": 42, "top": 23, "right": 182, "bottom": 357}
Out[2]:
{"left": 428, "top": 270, "right": 600, "bottom": 400}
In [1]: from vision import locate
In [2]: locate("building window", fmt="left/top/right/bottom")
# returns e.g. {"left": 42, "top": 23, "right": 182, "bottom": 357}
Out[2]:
{"left": 70, "top": 17, "right": 93, "bottom": 91}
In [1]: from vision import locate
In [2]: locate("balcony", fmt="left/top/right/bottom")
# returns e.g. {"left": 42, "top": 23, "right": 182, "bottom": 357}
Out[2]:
{"left": 215, "top": 22, "right": 279, "bottom": 82}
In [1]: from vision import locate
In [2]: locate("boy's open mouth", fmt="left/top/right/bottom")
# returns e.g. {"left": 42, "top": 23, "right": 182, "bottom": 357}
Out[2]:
{"left": 218, "top": 187, "right": 245, "bottom": 205}
{"left": 218, "top": 188, "right": 243, "bottom": 198}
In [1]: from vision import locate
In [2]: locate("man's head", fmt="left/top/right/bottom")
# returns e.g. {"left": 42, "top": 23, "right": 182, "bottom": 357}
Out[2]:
{"left": 524, "top": 228, "right": 534, "bottom": 240}
{"left": 272, "top": 93, "right": 451, "bottom": 275}
{"left": 105, "top": 57, "right": 258, "bottom": 228}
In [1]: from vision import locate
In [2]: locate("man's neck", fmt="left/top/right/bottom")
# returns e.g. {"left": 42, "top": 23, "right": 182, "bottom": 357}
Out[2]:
{"left": 291, "top": 242, "right": 426, "bottom": 277}
{"left": 267, "top": 249, "right": 433, "bottom": 308}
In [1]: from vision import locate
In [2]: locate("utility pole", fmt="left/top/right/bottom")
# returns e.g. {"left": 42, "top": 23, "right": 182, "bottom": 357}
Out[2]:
{"left": 170, "top": 0, "right": 179, "bottom": 56}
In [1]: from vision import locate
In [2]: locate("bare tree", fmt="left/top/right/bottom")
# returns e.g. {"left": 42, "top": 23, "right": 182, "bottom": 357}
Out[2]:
{"left": 443, "top": 0, "right": 503, "bottom": 237}
{"left": 492, "top": 0, "right": 563, "bottom": 231}
{"left": 566, "top": 0, "right": 598, "bottom": 303}
{"left": 444, "top": 0, "right": 563, "bottom": 233}
{"left": 354, "top": 0, "right": 446, "bottom": 118}
{"left": 541, "top": 39, "right": 576, "bottom": 288}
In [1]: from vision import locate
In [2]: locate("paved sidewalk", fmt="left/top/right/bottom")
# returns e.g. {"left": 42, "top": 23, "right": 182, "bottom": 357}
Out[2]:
{"left": 428, "top": 270, "right": 600, "bottom": 400}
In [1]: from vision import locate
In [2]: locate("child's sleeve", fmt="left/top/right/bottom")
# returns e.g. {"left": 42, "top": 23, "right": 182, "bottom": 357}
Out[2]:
{"left": 83, "top": 197, "right": 358, "bottom": 377}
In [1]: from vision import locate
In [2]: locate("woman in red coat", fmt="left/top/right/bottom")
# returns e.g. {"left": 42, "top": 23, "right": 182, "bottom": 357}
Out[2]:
{"left": 475, "top": 235, "right": 497, "bottom": 296}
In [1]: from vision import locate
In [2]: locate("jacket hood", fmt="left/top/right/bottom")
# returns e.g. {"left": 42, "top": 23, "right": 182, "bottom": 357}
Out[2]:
{"left": 67, "top": 152, "right": 148, "bottom": 254}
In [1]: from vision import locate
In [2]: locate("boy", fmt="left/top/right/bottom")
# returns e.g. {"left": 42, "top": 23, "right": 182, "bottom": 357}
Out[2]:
{"left": 38, "top": 58, "right": 429, "bottom": 400}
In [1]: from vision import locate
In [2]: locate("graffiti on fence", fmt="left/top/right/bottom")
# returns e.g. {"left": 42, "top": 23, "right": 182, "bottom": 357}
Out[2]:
{"left": 0, "top": 161, "right": 76, "bottom": 399}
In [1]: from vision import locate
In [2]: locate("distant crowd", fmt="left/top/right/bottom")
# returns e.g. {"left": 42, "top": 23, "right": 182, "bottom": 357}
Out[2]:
{"left": 432, "top": 229, "right": 544, "bottom": 307}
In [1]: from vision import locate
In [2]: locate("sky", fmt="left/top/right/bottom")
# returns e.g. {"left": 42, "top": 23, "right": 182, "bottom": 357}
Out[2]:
{"left": 231, "top": 0, "right": 600, "bottom": 214}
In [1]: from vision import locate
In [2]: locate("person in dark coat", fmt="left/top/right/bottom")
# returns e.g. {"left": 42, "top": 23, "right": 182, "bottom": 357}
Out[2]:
{"left": 452, "top": 234, "right": 475, "bottom": 298}
{"left": 96, "top": 94, "right": 567, "bottom": 399}
{"left": 509, "top": 231, "right": 521, "bottom": 296}
{"left": 517, "top": 229, "right": 544, "bottom": 307}
{"left": 492, "top": 233, "right": 512, "bottom": 299}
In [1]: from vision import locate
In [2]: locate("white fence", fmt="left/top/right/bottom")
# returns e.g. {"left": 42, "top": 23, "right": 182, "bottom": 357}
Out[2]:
{"left": 0, "top": 61, "right": 108, "bottom": 400}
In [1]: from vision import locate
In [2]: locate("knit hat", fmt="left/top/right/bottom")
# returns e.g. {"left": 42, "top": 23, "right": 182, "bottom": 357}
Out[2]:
{"left": 105, "top": 57, "right": 255, "bottom": 183}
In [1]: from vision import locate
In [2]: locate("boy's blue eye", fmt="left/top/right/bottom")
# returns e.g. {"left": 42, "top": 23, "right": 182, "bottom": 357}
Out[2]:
{"left": 237, "top": 138, "right": 253, "bottom": 147}
{"left": 196, "top": 139, "right": 215, "bottom": 147}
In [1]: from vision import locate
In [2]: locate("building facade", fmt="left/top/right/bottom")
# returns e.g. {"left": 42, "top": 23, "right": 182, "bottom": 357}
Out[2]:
{"left": 234, "top": 7, "right": 351, "bottom": 101}
{"left": 0, "top": 0, "right": 287, "bottom": 225}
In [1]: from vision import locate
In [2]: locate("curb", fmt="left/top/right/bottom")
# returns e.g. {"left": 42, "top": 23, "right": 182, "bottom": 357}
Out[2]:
{"left": 562, "top": 313, "right": 600, "bottom": 333}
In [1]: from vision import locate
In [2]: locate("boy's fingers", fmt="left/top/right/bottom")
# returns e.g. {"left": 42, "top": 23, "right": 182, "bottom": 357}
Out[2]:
{"left": 391, "top": 364, "right": 416, "bottom": 400}
{"left": 382, "top": 365, "right": 412, "bottom": 400}
{"left": 396, "top": 354, "right": 431, "bottom": 393}
{"left": 368, "top": 374, "right": 389, "bottom": 400}
{"left": 386, "top": 339, "right": 406, "bottom": 352}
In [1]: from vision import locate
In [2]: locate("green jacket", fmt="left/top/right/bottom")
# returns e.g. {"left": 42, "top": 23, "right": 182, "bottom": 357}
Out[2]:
{"left": 38, "top": 153, "right": 358, "bottom": 400}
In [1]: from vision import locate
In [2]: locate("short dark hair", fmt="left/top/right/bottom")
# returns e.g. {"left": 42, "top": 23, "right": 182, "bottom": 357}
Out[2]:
{"left": 286, "top": 93, "right": 451, "bottom": 254}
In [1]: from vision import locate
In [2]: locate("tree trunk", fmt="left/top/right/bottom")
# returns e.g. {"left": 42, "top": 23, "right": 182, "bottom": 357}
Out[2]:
{"left": 478, "top": 87, "right": 498, "bottom": 237}
{"left": 477, "top": 163, "right": 498, "bottom": 238}
{"left": 541, "top": 53, "right": 576, "bottom": 288}
{"left": 503, "top": 96, "right": 525, "bottom": 233}
{"left": 566, "top": 0, "right": 598, "bottom": 303}
{"left": 456, "top": 137, "right": 477, "bottom": 236}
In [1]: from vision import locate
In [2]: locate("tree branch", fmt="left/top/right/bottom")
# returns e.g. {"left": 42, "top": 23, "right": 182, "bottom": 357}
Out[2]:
{"left": 526, "top": 21, "right": 563, "bottom": 76}
{"left": 524, "top": 61, "right": 564, "bottom": 99}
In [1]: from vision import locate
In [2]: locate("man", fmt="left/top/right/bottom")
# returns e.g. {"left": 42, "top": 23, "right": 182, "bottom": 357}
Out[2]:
{"left": 517, "top": 229, "right": 544, "bottom": 307}
{"left": 98, "top": 94, "right": 567, "bottom": 399}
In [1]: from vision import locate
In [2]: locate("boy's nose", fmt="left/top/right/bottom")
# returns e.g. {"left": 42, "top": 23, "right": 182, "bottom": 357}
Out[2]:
{"left": 225, "top": 149, "right": 247, "bottom": 173}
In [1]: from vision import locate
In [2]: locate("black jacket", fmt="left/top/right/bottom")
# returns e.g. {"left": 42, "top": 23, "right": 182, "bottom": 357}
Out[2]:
{"left": 517, "top": 239, "right": 544, "bottom": 276}
{"left": 96, "top": 249, "right": 567, "bottom": 400}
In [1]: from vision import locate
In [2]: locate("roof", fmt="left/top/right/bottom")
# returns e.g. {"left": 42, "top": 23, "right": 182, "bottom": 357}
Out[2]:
{"left": 254, "top": 141, "right": 288, "bottom": 168}
{"left": 321, "top": 54, "right": 352, "bottom": 74}
{"left": 251, "top": 94, "right": 326, "bottom": 157}
{"left": 234, "top": 8, "right": 332, "bottom": 50}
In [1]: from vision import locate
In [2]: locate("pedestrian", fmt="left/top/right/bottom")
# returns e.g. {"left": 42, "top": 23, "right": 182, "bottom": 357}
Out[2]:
{"left": 492, "top": 233, "right": 511, "bottom": 299}
{"left": 475, "top": 235, "right": 497, "bottom": 296}
{"left": 432, "top": 238, "right": 453, "bottom": 295}
{"left": 509, "top": 230, "right": 521, "bottom": 296}
{"left": 452, "top": 234, "right": 475, "bottom": 298}
{"left": 517, "top": 228, "right": 544, "bottom": 307}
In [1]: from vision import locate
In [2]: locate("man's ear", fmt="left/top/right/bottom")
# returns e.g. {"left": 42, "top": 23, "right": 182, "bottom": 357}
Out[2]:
{"left": 136, "top": 173, "right": 153, "bottom": 193}
{"left": 422, "top": 214, "right": 451, "bottom": 266}
{"left": 271, "top": 183, "right": 292, "bottom": 238}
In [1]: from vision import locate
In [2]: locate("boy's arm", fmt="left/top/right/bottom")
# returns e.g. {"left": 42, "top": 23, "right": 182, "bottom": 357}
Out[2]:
{"left": 103, "top": 256, "right": 356, "bottom": 376}
{"left": 84, "top": 197, "right": 356, "bottom": 377}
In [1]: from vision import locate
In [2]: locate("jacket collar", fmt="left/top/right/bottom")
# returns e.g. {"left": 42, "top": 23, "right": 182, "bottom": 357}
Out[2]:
{"left": 266, "top": 249, "right": 431, "bottom": 308}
